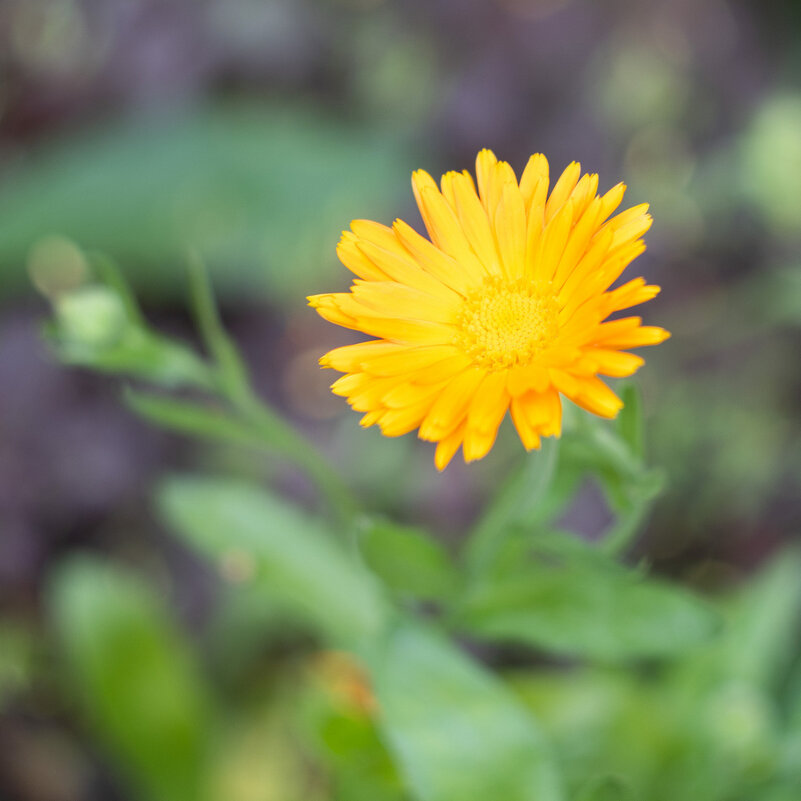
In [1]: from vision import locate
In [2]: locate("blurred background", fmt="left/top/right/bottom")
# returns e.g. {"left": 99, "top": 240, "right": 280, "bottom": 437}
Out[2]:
{"left": 1, "top": 0, "right": 801, "bottom": 799}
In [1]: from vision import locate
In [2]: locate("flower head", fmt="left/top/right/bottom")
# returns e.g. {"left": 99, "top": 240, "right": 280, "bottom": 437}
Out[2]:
{"left": 309, "top": 150, "right": 669, "bottom": 470}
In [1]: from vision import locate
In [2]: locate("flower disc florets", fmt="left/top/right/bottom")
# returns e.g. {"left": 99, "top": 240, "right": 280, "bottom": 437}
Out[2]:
{"left": 456, "top": 277, "right": 559, "bottom": 370}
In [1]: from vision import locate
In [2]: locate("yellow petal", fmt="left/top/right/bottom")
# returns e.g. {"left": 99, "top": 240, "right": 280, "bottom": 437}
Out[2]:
{"left": 419, "top": 366, "right": 485, "bottom": 441}
{"left": 467, "top": 370, "right": 509, "bottom": 434}
{"left": 568, "top": 173, "right": 599, "bottom": 218}
{"left": 507, "top": 364, "right": 550, "bottom": 396}
{"left": 379, "top": 397, "right": 438, "bottom": 438}
{"left": 545, "top": 161, "right": 581, "bottom": 221}
{"left": 569, "top": 376, "right": 624, "bottom": 418}
{"left": 308, "top": 294, "right": 359, "bottom": 330}
{"left": 494, "top": 181, "right": 527, "bottom": 279}
{"left": 587, "top": 349, "right": 645, "bottom": 377}
{"left": 524, "top": 201, "right": 545, "bottom": 280}
{"left": 440, "top": 170, "right": 459, "bottom": 210}
{"left": 411, "top": 169, "right": 441, "bottom": 237}
{"left": 409, "top": 352, "right": 473, "bottom": 384}
{"left": 557, "top": 227, "right": 614, "bottom": 312}
{"left": 602, "top": 278, "right": 661, "bottom": 314}
{"left": 552, "top": 197, "right": 603, "bottom": 289}
{"left": 510, "top": 397, "right": 542, "bottom": 451}
{"left": 382, "top": 379, "right": 447, "bottom": 409}
{"left": 451, "top": 171, "right": 502, "bottom": 273}
{"left": 392, "top": 219, "right": 472, "bottom": 295}
{"left": 519, "top": 153, "right": 549, "bottom": 212}
{"left": 475, "top": 149, "right": 499, "bottom": 212}
{"left": 463, "top": 427, "right": 500, "bottom": 462}
{"left": 434, "top": 422, "right": 465, "bottom": 471}
{"left": 590, "top": 240, "right": 648, "bottom": 296}
{"left": 600, "top": 325, "right": 671, "bottom": 349}
{"left": 352, "top": 315, "right": 456, "bottom": 345}
{"left": 361, "top": 344, "right": 460, "bottom": 377}
{"left": 532, "top": 199, "right": 574, "bottom": 282}
{"left": 350, "top": 281, "right": 460, "bottom": 323}
{"left": 321, "top": 340, "right": 399, "bottom": 371}
{"left": 337, "top": 231, "right": 389, "bottom": 281}
{"left": 598, "top": 182, "right": 626, "bottom": 223}
{"left": 354, "top": 238, "right": 454, "bottom": 299}
{"left": 510, "top": 388, "right": 562, "bottom": 439}
{"left": 417, "top": 186, "right": 487, "bottom": 282}
{"left": 609, "top": 213, "right": 653, "bottom": 252}
{"left": 603, "top": 203, "right": 650, "bottom": 235}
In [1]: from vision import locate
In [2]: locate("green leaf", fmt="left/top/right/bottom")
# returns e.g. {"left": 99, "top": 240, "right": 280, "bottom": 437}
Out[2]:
{"left": 457, "top": 534, "right": 718, "bottom": 661}
{"left": 157, "top": 476, "right": 387, "bottom": 644}
{"left": 576, "top": 776, "right": 633, "bottom": 801}
{"left": 301, "top": 666, "right": 405, "bottom": 801}
{"left": 48, "top": 556, "right": 212, "bottom": 801}
{"left": 0, "top": 102, "right": 414, "bottom": 300}
{"left": 556, "top": 404, "right": 664, "bottom": 556}
{"left": 366, "top": 622, "right": 563, "bottom": 801}
{"left": 358, "top": 519, "right": 458, "bottom": 603}
{"left": 716, "top": 547, "right": 801, "bottom": 690}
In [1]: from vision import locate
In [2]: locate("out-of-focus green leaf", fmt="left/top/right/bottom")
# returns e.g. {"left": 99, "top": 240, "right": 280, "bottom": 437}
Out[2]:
{"left": 209, "top": 700, "right": 326, "bottom": 801}
{"left": 359, "top": 519, "right": 458, "bottom": 602}
{"left": 508, "top": 552, "right": 801, "bottom": 801}
{"left": 557, "top": 403, "right": 664, "bottom": 555}
{"left": 322, "top": 714, "right": 406, "bottom": 801}
{"left": 366, "top": 621, "right": 563, "bottom": 801}
{"left": 714, "top": 548, "right": 801, "bottom": 690}
{"left": 48, "top": 556, "right": 212, "bottom": 801}
{"left": 457, "top": 534, "right": 717, "bottom": 661}
{"left": 158, "top": 476, "right": 387, "bottom": 644}
{"left": 741, "top": 93, "right": 801, "bottom": 233}
{"left": 0, "top": 102, "right": 414, "bottom": 299}
{"left": 758, "top": 789, "right": 801, "bottom": 801}
{"left": 301, "top": 661, "right": 405, "bottom": 801}
{"left": 593, "top": 44, "right": 688, "bottom": 132}
{"left": 576, "top": 775, "right": 633, "bottom": 801}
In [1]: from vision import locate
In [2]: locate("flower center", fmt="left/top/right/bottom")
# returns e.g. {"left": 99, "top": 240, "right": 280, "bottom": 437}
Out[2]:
{"left": 456, "top": 277, "right": 559, "bottom": 369}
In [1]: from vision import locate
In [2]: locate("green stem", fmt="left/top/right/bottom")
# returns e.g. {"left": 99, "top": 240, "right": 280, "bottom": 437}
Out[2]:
{"left": 597, "top": 470, "right": 663, "bottom": 558}
{"left": 463, "top": 437, "right": 559, "bottom": 578}
{"left": 597, "top": 503, "right": 649, "bottom": 558}
{"left": 186, "top": 252, "right": 359, "bottom": 528}
{"left": 234, "top": 392, "right": 359, "bottom": 528}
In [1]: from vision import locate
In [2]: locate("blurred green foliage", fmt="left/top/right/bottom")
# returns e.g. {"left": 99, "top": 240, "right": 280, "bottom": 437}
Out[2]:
{"left": 0, "top": 103, "right": 413, "bottom": 300}
{"left": 3, "top": 2, "right": 801, "bottom": 798}
{"left": 22, "top": 265, "right": 800, "bottom": 801}
{"left": 50, "top": 558, "right": 213, "bottom": 801}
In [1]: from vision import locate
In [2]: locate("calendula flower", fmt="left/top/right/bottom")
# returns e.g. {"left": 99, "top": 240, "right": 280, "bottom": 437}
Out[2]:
{"left": 309, "top": 149, "right": 669, "bottom": 470}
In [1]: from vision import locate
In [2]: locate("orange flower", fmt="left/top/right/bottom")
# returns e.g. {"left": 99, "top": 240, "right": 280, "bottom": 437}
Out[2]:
{"left": 310, "top": 150, "right": 669, "bottom": 469}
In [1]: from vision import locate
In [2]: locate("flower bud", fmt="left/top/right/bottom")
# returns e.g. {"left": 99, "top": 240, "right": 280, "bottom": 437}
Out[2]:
{"left": 55, "top": 285, "right": 129, "bottom": 348}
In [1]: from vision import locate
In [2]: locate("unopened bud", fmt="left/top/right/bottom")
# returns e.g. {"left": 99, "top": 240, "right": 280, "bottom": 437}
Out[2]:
{"left": 55, "top": 285, "right": 128, "bottom": 347}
